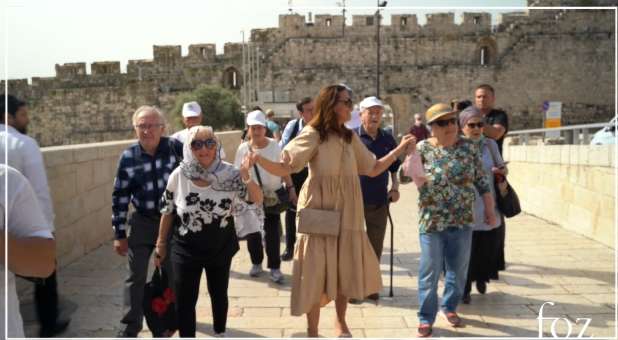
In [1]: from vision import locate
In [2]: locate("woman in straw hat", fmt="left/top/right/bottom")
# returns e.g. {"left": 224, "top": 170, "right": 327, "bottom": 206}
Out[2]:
{"left": 412, "top": 103, "right": 497, "bottom": 337}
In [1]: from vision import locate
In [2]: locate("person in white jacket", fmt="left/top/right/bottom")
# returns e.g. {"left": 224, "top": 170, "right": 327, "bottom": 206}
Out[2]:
{"left": 1, "top": 165, "right": 56, "bottom": 338}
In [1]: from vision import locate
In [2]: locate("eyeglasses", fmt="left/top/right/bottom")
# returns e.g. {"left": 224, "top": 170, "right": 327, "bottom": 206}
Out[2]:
{"left": 431, "top": 118, "right": 457, "bottom": 127}
{"left": 190, "top": 138, "right": 217, "bottom": 150}
{"left": 135, "top": 123, "right": 164, "bottom": 130}
{"left": 466, "top": 122, "right": 485, "bottom": 129}
{"left": 337, "top": 98, "right": 353, "bottom": 108}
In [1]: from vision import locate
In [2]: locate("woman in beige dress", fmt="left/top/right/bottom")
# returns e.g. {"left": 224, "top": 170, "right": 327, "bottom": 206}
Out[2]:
{"left": 250, "top": 84, "right": 414, "bottom": 337}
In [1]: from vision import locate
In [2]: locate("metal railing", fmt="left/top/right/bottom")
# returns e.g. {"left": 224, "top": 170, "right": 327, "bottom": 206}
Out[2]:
{"left": 507, "top": 122, "right": 611, "bottom": 145}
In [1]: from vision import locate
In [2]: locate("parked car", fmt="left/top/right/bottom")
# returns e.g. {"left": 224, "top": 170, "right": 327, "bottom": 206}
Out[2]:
{"left": 590, "top": 117, "right": 616, "bottom": 145}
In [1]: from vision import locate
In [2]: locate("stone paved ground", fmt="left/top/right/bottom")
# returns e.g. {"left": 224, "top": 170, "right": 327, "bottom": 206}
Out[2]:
{"left": 19, "top": 184, "right": 616, "bottom": 338}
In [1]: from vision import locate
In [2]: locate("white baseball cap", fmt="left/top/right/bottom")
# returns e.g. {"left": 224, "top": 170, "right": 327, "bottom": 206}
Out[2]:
{"left": 359, "top": 96, "right": 384, "bottom": 111}
{"left": 246, "top": 110, "right": 266, "bottom": 127}
{"left": 345, "top": 109, "right": 362, "bottom": 130}
{"left": 182, "top": 101, "right": 202, "bottom": 118}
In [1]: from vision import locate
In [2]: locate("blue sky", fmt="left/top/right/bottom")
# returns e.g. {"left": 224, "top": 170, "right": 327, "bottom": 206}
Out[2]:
{"left": 2, "top": 0, "right": 526, "bottom": 79}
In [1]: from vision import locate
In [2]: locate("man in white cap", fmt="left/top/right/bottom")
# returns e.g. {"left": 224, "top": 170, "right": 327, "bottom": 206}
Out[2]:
{"left": 171, "top": 101, "right": 226, "bottom": 160}
{"left": 351, "top": 96, "right": 401, "bottom": 303}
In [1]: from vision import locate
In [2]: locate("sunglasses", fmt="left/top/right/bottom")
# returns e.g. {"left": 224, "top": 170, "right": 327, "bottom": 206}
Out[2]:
{"left": 190, "top": 138, "right": 217, "bottom": 150}
{"left": 431, "top": 118, "right": 457, "bottom": 127}
{"left": 337, "top": 98, "right": 353, "bottom": 108}
{"left": 466, "top": 122, "right": 485, "bottom": 129}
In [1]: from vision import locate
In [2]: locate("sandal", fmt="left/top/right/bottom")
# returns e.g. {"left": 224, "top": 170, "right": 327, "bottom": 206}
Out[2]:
{"left": 417, "top": 324, "right": 433, "bottom": 338}
{"left": 442, "top": 311, "right": 463, "bottom": 327}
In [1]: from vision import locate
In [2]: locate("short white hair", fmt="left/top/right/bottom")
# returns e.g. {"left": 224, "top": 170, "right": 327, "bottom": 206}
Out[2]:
{"left": 187, "top": 125, "right": 218, "bottom": 146}
{"left": 132, "top": 105, "right": 166, "bottom": 126}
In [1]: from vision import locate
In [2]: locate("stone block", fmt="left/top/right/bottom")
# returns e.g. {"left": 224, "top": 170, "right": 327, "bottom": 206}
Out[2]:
{"left": 75, "top": 161, "right": 95, "bottom": 192}
{"left": 93, "top": 159, "right": 114, "bottom": 187}
{"left": 599, "top": 194, "right": 616, "bottom": 219}
{"left": 43, "top": 147, "right": 74, "bottom": 168}
{"left": 577, "top": 145, "right": 590, "bottom": 166}
{"left": 46, "top": 163, "right": 77, "bottom": 181}
{"left": 73, "top": 146, "right": 100, "bottom": 163}
{"left": 588, "top": 145, "right": 610, "bottom": 167}
{"left": 586, "top": 168, "right": 615, "bottom": 197}
{"left": 593, "top": 215, "right": 615, "bottom": 249}
{"left": 105, "top": 181, "right": 114, "bottom": 201}
{"left": 559, "top": 144, "right": 571, "bottom": 164}
{"left": 55, "top": 224, "right": 77, "bottom": 259}
{"left": 98, "top": 141, "right": 133, "bottom": 159}
{"left": 49, "top": 173, "right": 77, "bottom": 204}
{"left": 572, "top": 186, "right": 600, "bottom": 212}
{"left": 54, "top": 196, "right": 85, "bottom": 230}
{"left": 84, "top": 207, "right": 114, "bottom": 251}
{"left": 83, "top": 185, "right": 108, "bottom": 214}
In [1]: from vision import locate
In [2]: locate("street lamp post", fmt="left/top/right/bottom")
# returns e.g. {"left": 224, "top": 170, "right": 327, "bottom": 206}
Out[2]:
{"left": 376, "top": 1, "right": 387, "bottom": 98}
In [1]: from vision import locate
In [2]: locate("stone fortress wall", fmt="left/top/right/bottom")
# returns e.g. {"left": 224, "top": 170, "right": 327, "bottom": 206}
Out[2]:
{"left": 2, "top": 1, "right": 615, "bottom": 147}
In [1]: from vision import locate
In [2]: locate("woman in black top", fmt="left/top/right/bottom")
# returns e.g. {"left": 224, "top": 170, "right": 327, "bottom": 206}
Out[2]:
{"left": 155, "top": 125, "right": 262, "bottom": 337}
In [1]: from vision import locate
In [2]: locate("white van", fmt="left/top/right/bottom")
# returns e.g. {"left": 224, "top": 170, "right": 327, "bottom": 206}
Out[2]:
{"left": 590, "top": 117, "right": 616, "bottom": 145}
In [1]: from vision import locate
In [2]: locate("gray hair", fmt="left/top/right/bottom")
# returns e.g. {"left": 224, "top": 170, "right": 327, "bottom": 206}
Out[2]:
{"left": 132, "top": 105, "right": 166, "bottom": 126}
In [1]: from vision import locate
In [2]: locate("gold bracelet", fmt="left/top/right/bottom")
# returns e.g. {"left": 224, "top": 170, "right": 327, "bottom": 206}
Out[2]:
{"left": 242, "top": 177, "right": 253, "bottom": 185}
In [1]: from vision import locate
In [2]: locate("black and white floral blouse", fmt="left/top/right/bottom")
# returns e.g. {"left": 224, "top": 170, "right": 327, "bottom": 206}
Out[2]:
{"left": 160, "top": 163, "right": 247, "bottom": 265}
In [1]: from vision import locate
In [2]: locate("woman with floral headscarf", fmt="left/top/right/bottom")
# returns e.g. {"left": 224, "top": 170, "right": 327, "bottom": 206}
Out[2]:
{"left": 154, "top": 125, "right": 262, "bottom": 337}
{"left": 459, "top": 106, "right": 508, "bottom": 304}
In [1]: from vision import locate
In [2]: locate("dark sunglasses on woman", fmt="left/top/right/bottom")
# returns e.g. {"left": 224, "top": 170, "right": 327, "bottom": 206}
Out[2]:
{"left": 466, "top": 122, "right": 485, "bottom": 129}
{"left": 190, "top": 138, "right": 217, "bottom": 150}
{"left": 431, "top": 118, "right": 457, "bottom": 127}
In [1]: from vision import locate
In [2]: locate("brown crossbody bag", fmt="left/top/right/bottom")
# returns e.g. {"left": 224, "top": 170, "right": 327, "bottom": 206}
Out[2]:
{"left": 296, "top": 142, "right": 345, "bottom": 237}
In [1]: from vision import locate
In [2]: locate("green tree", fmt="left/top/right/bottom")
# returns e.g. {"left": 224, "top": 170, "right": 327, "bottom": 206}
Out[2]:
{"left": 171, "top": 85, "right": 243, "bottom": 131}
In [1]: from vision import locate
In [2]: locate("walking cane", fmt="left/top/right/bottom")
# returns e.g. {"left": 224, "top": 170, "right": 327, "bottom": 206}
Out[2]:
{"left": 387, "top": 202, "right": 395, "bottom": 298}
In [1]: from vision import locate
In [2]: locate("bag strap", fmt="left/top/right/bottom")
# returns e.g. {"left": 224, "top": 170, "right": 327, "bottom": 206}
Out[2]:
{"left": 253, "top": 163, "right": 264, "bottom": 188}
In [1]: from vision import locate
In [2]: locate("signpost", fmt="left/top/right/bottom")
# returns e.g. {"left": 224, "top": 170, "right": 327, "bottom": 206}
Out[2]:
{"left": 543, "top": 101, "right": 562, "bottom": 139}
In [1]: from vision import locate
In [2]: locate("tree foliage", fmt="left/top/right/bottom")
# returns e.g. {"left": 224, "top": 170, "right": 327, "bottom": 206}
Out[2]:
{"left": 171, "top": 85, "right": 243, "bottom": 131}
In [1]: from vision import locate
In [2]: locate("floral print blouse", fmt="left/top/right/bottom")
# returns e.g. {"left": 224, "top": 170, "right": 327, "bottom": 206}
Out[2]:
{"left": 416, "top": 137, "right": 490, "bottom": 234}
{"left": 160, "top": 164, "right": 247, "bottom": 264}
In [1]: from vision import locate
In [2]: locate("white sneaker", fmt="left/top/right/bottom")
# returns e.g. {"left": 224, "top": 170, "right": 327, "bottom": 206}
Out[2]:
{"left": 270, "top": 268, "right": 284, "bottom": 283}
{"left": 214, "top": 332, "right": 226, "bottom": 338}
{"left": 249, "top": 264, "right": 263, "bottom": 277}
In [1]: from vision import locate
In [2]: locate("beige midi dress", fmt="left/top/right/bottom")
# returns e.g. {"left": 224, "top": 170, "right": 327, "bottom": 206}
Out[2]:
{"left": 283, "top": 126, "right": 383, "bottom": 316}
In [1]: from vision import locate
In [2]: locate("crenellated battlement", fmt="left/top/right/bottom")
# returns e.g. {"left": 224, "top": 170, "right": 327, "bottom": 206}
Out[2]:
{"left": 2, "top": 7, "right": 613, "bottom": 148}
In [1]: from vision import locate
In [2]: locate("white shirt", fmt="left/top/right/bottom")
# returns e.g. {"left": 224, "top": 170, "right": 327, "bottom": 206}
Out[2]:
{"left": 234, "top": 138, "right": 283, "bottom": 192}
{"left": 0, "top": 165, "right": 54, "bottom": 337}
{"left": 171, "top": 128, "right": 226, "bottom": 161}
{"left": 0, "top": 124, "right": 55, "bottom": 230}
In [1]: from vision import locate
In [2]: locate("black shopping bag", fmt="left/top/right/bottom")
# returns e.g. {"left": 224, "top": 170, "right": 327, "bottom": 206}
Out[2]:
{"left": 143, "top": 267, "right": 178, "bottom": 337}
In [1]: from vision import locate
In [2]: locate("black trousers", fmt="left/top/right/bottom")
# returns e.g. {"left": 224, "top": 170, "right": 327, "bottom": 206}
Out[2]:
{"left": 246, "top": 212, "right": 281, "bottom": 269}
{"left": 172, "top": 259, "right": 232, "bottom": 337}
{"left": 284, "top": 208, "right": 296, "bottom": 252}
{"left": 34, "top": 270, "right": 59, "bottom": 334}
